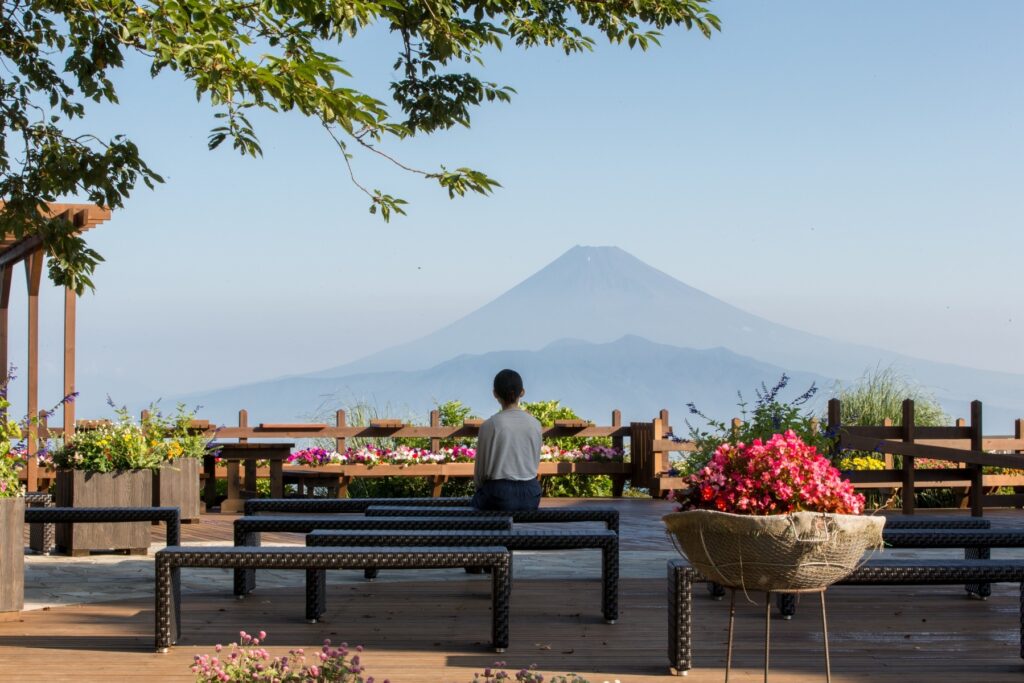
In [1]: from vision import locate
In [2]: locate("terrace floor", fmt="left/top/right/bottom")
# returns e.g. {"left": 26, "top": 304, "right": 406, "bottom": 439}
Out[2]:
{"left": 3, "top": 499, "right": 1024, "bottom": 681}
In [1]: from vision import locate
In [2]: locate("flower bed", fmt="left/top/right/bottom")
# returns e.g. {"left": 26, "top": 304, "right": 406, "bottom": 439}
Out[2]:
{"left": 286, "top": 444, "right": 625, "bottom": 468}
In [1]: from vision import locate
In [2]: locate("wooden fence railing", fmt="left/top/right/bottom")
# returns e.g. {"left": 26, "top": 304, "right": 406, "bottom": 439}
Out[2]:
{"left": 640, "top": 399, "right": 1024, "bottom": 515}
{"left": 22, "top": 408, "right": 641, "bottom": 498}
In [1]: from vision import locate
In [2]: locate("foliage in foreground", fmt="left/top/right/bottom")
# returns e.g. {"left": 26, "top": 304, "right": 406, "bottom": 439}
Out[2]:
{"left": 1, "top": 0, "right": 719, "bottom": 292}
{"left": 192, "top": 631, "right": 592, "bottom": 682}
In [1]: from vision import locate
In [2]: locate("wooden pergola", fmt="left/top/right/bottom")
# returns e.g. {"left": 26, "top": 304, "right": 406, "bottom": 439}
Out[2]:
{"left": 0, "top": 203, "right": 112, "bottom": 491}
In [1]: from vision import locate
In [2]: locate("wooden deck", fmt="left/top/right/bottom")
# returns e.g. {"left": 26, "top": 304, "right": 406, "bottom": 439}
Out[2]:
{"left": 4, "top": 500, "right": 1024, "bottom": 681}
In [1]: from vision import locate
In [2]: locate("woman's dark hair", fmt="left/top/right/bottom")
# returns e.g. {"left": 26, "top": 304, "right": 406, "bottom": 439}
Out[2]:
{"left": 493, "top": 369, "right": 524, "bottom": 405}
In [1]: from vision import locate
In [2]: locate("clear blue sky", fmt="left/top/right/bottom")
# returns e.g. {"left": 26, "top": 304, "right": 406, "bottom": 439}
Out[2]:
{"left": 6, "top": 1, "right": 1023, "bottom": 418}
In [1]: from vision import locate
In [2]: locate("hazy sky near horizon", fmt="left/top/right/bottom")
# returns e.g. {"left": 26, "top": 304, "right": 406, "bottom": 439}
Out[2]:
{"left": 5, "top": 1, "right": 1023, "bottom": 416}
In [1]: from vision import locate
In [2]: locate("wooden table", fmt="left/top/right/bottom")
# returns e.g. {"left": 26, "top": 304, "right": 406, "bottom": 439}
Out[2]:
{"left": 205, "top": 443, "right": 292, "bottom": 513}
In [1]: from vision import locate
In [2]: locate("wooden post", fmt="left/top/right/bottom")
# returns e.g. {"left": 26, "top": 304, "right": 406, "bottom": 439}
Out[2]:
{"left": 1015, "top": 419, "right": 1024, "bottom": 509}
{"left": 239, "top": 410, "right": 258, "bottom": 499}
{"left": 429, "top": 409, "right": 444, "bottom": 497}
{"left": 430, "top": 409, "right": 441, "bottom": 453}
{"left": 62, "top": 286, "right": 76, "bottom": 437}
{"left": 653, "top": 416, "right": 667, "bottom": 480}
{"left": 630, "top": 420, "right": 654, "bottom": 497}
{"left": 827, "top": 399, "right": 841, "bottom": 459}
{"left": 610, "top": 410, "right": 626, "bottom": 496}
{"left": 969, "top": 401, "right": 983, "bottom": 517}
{"left": 24, "top": 250, "right": 43, "bottom": 493}
{"left": 882, "top": 418, "right": 895, "bottom": 469}
{"left": 0, "top": 265, "right": 11, "bottom": 415}
{"left": 333, "top": 409, "right": 348, "bottom": 500}
{"left": 901, "top": 399, "right": 915, "bottom": 515}
{"left": 335, "top": 410, "right": 346, "bottom": 452}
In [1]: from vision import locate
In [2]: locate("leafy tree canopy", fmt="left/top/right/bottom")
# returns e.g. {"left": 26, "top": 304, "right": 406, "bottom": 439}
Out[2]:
{"left": 0, "top": 0, "right": 719, "bottom": 291}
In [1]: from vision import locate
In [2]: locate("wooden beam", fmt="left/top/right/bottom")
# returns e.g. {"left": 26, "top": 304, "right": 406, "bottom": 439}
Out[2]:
{"left": 839, "top": 434, "right": 1024, "bottom": 469}
{"left": 0, "top": 235, "right": 44, "bottom": 269}
{"left": 24, "top": 249, "right": 43, "bottom": 492}
{"left": 63, "top": 286, "right": 76, "bottom": 437}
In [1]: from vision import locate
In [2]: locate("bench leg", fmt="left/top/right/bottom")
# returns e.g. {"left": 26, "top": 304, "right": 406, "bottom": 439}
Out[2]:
{"left": 603, "top": 541, "right": 619, "bottom": 623}
{"left": 306, "top": 569, "right": 327, "bottom": 623}
{"left": 233, "top": 531, "right": 259, "bottom": 597}
{"left": 492, "top": 558, "right": 511, "bottom": 652}
{"left": 965, "top": 547, "right": 992, "bottom": 598}
{"left": 777, "top": 593, "right": 797, "bottom": 619}
{"left": 668, "top": 563, "right": 693, "bottom": 675}
{"left": 155, "top": 560, "right": 178, "bottom": 652}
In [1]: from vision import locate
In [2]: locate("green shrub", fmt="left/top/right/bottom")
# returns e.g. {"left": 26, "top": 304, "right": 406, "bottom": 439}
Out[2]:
{"left": 679, "top": 375, "right": 831, "bottom": 476}
{"left": 522, "top": 399, "right": 615, "bottom": 497}
{"left": 831, "top": 366, "right": 948, "bottom": 428}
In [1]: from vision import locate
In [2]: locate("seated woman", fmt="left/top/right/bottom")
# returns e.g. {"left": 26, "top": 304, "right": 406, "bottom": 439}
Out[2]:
{"left": 471, "top": 369, "right": 543, "bottom": 512}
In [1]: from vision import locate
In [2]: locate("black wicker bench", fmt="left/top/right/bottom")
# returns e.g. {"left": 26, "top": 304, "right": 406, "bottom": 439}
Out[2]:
{"left": 306, "top": 528, "right": 619, "bottom": 623}
{"left": 155, "top": 545, "right": 511, "bottom": 652}
{"left": 774, "top": 524, "right": 1010, "bottom": 617}
{"left": 233, "top": 515, "right": 513, "bottom": 596}
{"left": 24, "top": 506, "right": 180, "bottom": 551}
{"left": 668, "top": 557, "right": 1024, "bottom": 675}
{"left": 244, "top": 498, "right": 473, "bottom": 516}
{"left": 879, "top": 516, "right": 991, "bottom": 530}
{"left": 24, "top": 492, "right": 55, "bottom": 554}
{"left": 365, "top": 505, "right": 620, "bottom": 533}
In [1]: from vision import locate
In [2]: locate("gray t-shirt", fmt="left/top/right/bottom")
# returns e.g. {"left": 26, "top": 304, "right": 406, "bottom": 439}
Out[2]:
{"left": 474, "top": 407, "right": 542, "bottom": 486}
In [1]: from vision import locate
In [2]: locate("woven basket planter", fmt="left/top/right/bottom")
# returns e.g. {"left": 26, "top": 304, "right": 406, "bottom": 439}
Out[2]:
{"left": 663, "top": 509, "right": 885, "bottom": 593}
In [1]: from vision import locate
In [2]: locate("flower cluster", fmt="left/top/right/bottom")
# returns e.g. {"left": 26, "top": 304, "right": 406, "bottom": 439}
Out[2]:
{"left": 192, "top": 631, "right": 381, "bottom": 683}
{"left": 837, "top": 454, "right": 885, "bottom": 471}
{"left": 52, "top": 403, "right": 213, "bottom": 473}
{"left": 287, "top": 445, "right": 477, "bottom": 468}
{"left": 539, "top": 445, "right": 625, "bottom": 463}
{"left": 285, "top": 447, "right": 335, "bottom": 467}
{"left": 671, "top": 431, "right": 865, "bottom": 515}
{"left": 473, "top": 663, "right": 592, "bottom": 683}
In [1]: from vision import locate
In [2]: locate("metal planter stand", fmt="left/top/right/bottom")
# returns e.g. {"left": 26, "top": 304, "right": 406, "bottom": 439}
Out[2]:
{"left": 724, "top": 589, "right": 831, "bottom": 683}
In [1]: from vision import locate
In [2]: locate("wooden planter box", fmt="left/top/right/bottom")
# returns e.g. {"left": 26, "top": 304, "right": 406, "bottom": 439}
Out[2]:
{"left": 0, "top": 497, "right": 24, "bottom": 618}
{"left": 154, "top": 458, "right": 201, "bottom": 522}
{"left": 55, "top": 469, "right": 152, "bottom": 556}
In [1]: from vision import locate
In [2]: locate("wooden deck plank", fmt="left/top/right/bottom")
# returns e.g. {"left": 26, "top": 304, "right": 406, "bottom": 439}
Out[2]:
{"left": 1, "top": 579, "right": 1023, "bottom": 681}
{"left": 12, "top": 500, "right": 1024, "bottom": 680}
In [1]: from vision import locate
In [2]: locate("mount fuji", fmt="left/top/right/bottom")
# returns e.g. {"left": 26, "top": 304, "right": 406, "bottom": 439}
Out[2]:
{"left": 182, "top": 246, "right": 1024, "bottom": 425}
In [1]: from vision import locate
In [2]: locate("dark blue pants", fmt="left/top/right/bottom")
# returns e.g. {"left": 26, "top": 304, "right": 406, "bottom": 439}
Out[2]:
{"left": 471, "top": 478, "right": 542, "bottom": 512}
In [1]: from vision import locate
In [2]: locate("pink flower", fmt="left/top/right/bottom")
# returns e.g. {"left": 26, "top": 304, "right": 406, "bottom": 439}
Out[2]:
{"left": 673, "top": 431, "right": 864, "bottom": 515}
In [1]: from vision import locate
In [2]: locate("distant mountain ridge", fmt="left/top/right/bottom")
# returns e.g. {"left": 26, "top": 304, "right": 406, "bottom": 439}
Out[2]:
{"left": 181, "top": 336, "right": 833, "bottom": 423}
{"left": 180, "top": 245, "right": 1024, "bottom": 426}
